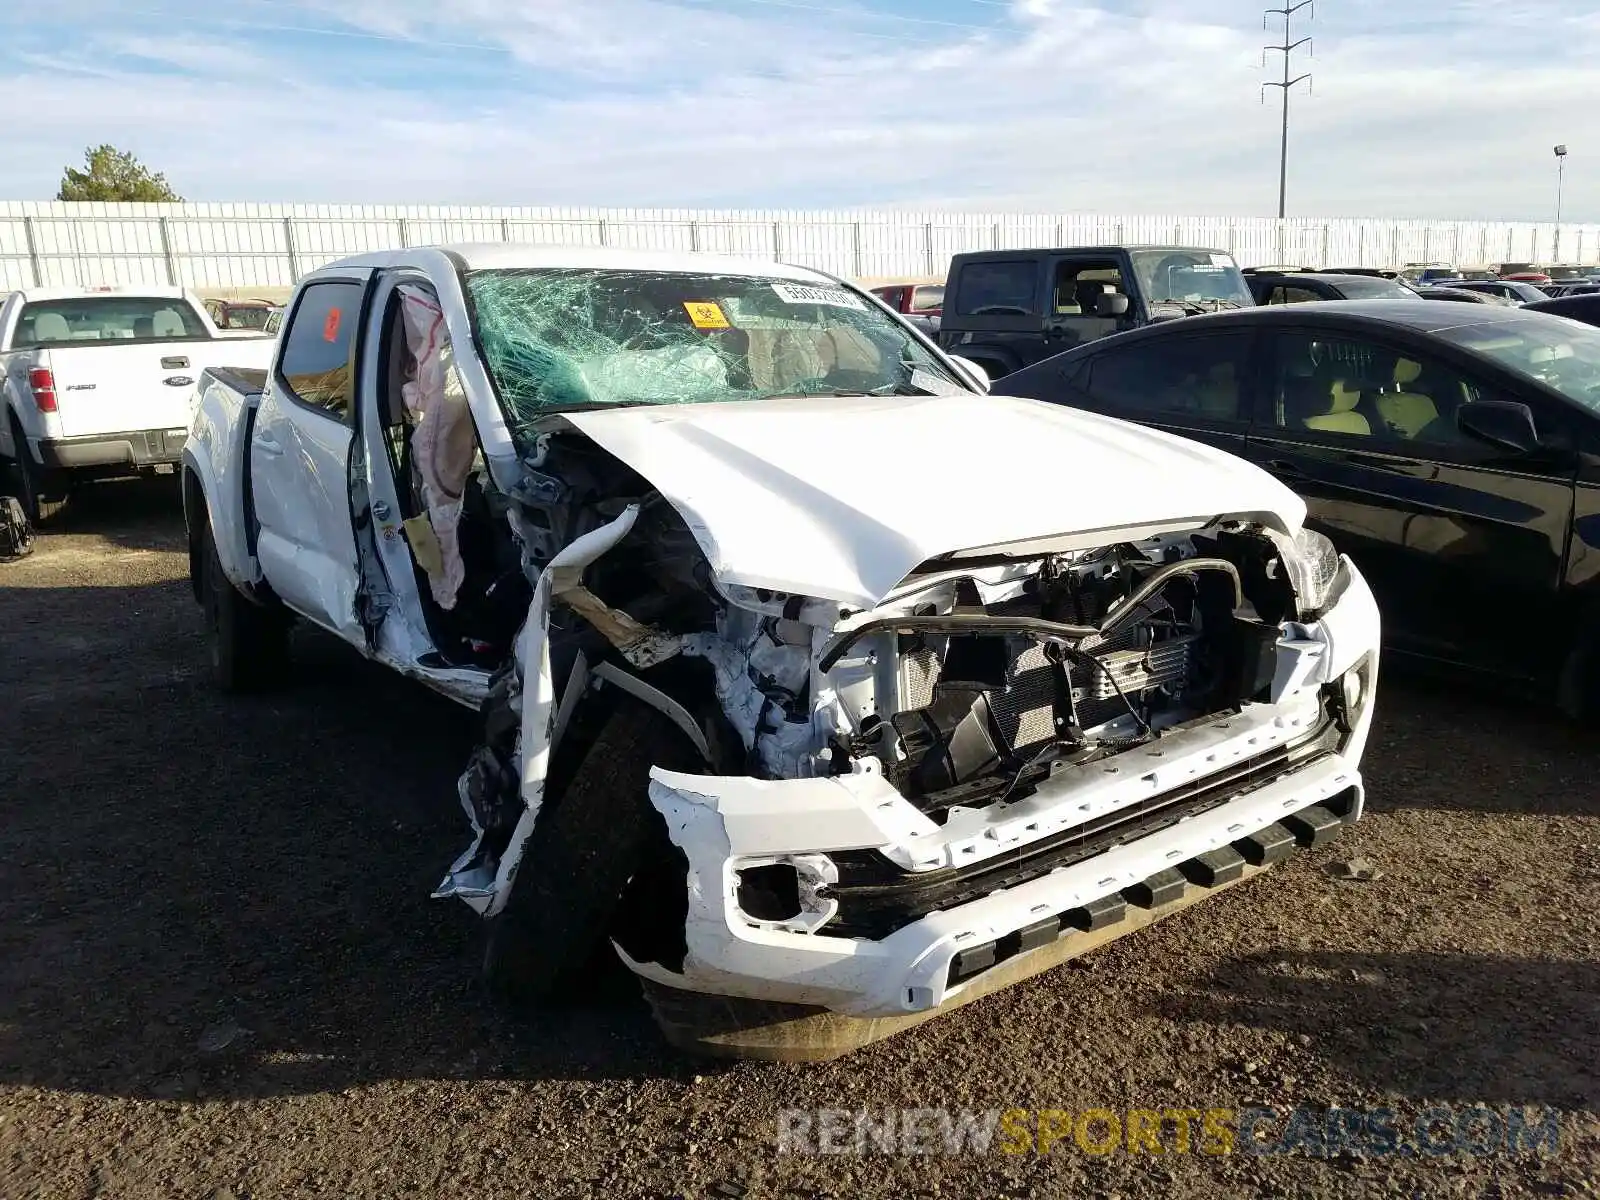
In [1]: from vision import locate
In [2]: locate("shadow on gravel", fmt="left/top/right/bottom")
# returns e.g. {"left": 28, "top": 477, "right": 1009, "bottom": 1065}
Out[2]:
{"left": 1361, "top": 671, "right": 1600, "bottom": 818}
{"left": 0, "top": 595, "right": 700, "bottom": 1102}
{"left": 31, "top": 475, "right": 187, "bottom": 552}
{"left": 1155, "top": 949, "right": 1600, "bottom": 1109}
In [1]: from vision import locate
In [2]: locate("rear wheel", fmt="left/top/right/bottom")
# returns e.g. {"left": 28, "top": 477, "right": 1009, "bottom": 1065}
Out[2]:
{"left": 199, "top": 515, "right": 290, "bottom": 692}
{"left": 8, "top": 419, "right": 68, "bottom": 524}
{"left": 483, "top": 697, "right": 703, "bottom": 1007}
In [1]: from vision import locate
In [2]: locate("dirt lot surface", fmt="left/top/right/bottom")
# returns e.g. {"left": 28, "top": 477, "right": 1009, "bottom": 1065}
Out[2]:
{"left": 2, "top": 480, "right": 1598, "bottom": 1199}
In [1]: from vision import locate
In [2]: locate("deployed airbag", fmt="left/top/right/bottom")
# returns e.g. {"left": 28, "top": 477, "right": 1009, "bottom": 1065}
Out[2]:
{"left": 398, "top": 285, "right": 477, "bottom": 609}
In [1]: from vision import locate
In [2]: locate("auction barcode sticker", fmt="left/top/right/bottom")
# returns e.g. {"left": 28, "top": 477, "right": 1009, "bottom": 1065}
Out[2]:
{"left": 772, "top": 283, "right": 867, "bottom": 311}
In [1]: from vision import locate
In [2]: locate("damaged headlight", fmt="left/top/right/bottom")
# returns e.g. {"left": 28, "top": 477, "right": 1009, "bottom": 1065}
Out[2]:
{"left": 1280, "top": 527, "right": 1342, "bottom": 618}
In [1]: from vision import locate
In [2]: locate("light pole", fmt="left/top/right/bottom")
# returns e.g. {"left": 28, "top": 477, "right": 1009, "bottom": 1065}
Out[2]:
{"left": 1554, "top": 145, "right": 1568, "bottom": 263}
{"left": 1264, "top": 2, "right": 1314, "bottom": 220}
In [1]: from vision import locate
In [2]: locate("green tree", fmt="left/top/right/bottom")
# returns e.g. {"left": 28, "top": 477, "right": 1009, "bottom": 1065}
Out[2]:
{"left": 56, "top": 145, "right": 183, "bottom": 202}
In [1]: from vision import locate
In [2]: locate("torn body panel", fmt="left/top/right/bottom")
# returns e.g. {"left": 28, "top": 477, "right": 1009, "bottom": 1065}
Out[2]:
{"left": 437, "top": 504, "right": 657, "bottom": 912}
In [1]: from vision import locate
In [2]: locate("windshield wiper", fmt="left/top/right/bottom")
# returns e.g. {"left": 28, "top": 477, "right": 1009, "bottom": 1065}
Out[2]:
{"left": 1150, "top": 297, "right": 1245, "bottom": 314}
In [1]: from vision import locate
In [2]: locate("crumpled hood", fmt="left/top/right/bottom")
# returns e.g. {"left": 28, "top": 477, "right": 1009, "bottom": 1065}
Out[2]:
{"left": 564, "top": 392, "right": 1306, "bottom": 610}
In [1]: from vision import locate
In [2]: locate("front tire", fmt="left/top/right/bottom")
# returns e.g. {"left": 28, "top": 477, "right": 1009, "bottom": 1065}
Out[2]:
{"left": 199, "top": 515, "right": 290, "bottom": 692}
{"left": 483, "top": 697, "right": 703, "bottom": 1008}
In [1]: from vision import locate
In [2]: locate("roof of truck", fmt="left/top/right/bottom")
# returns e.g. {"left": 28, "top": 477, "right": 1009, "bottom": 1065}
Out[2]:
{"left": 316, "top": 243, "right": 846, "bottom": 282}
{"left": 4, "top": 284, "right": 195, "bottom": 303}
{"left": 949, "top": 245, "right": 1231, "bottom": 261}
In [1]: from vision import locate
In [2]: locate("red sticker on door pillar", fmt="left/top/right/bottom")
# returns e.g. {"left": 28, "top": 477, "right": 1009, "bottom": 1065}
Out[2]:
{"left": 323, "top": 308, "right": 342, "bottom": 342}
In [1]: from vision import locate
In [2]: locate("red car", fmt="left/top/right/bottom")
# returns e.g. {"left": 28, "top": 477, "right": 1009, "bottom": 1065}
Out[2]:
{"left": 868, "top": 280, "right": 944, "bottom": 318}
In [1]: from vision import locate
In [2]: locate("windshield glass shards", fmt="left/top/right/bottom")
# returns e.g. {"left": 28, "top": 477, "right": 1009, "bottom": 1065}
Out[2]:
{"left": 464, "top": 268, "right": 970, "bottom": 440}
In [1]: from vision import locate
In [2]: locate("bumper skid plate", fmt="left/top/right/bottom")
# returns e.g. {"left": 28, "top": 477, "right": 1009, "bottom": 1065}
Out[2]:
{"left": 643, "top": 792, "right": 1355, "bottom": 1062}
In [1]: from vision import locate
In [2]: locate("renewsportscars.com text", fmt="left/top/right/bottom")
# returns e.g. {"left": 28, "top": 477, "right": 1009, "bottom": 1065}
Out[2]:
{"left": 776, "top": 1106, "right": 1562, "bottom": 1158}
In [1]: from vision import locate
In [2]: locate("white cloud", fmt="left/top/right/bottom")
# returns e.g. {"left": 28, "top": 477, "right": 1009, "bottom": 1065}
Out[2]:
{"left": 2, "top": 0, "right": 1598, "bottom": 219}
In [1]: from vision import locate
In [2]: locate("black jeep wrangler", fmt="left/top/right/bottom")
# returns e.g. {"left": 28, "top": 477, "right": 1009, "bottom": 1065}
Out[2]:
{"left": 937, "top": 245, "right": 1255, "bottom": 380}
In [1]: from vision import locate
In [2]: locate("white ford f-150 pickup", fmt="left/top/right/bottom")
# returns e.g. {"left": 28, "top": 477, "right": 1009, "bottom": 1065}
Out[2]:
{"left": 0, "top": 286, "right": 274, "bottom": 520}
{"left": 182, "top": 244, "right": 1380, "bottom": 1060}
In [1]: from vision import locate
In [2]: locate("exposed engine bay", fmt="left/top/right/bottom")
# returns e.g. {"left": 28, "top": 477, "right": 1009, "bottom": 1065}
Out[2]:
{"left": 435, "top": 425, "right": 1339, "bottom": 902}
{"left": 819, "top": 532, "right": 1301, "bottom": 821}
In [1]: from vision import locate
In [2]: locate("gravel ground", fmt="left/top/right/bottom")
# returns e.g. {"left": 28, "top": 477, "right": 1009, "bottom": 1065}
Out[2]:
{"left": 2, "top": 479, "right": 1598, "bottom": 1199}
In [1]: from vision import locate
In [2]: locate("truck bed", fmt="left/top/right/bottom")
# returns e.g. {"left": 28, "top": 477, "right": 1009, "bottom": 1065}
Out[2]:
{"left": 205, "top": 366, "right": 268, "bottom": 396}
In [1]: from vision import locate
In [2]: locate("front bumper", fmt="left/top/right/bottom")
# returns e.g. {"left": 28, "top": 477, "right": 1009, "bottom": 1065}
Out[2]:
{"left": 629, "top": 557, "right": 1381, "bottom": 1019}
{"left": 37, "top": 428, "right": 189, "bottom": 471}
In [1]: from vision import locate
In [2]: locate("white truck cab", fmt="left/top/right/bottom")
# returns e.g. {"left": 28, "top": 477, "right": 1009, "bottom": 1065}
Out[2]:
{"left": 182, "top": 244, "right": 1381, "bottom": 1060}
{"left": 0, "top": 285, "right": 273, "bottom": 520}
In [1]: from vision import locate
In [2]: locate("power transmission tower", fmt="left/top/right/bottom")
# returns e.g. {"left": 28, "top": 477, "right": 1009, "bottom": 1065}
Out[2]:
{"left": 1264, "top": 2, "right": 1314, "bottom": 219}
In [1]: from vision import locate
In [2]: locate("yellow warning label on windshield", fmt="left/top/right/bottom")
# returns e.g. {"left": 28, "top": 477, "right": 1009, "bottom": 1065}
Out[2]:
{"left": 684, "top": 301, "right": 730, "bottom": 330}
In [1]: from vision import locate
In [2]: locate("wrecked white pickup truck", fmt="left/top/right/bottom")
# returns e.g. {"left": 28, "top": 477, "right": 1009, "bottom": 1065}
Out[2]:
{"left": 182, "top": 245, "right": 1381, "bottom": 1060}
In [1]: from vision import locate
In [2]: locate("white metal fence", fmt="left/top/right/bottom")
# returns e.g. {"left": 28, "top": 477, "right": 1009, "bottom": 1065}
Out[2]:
{"left": 3, "top": 201, "right": 1597, "bottom": 291}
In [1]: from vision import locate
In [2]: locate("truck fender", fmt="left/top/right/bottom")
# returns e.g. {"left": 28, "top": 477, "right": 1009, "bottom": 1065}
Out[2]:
{"left": 183, "top": 372, "right": 264, "bottom": 601}
{"left": 0, "top": 376, "right": 32, "bottom": 461}
{"left": 0, "top": 392, "right": 16, "bottom": 461}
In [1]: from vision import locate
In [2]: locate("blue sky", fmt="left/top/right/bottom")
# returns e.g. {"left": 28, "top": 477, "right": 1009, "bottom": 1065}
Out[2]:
{"left": 1, "top": 0, "right": 1596, "bottom": 219}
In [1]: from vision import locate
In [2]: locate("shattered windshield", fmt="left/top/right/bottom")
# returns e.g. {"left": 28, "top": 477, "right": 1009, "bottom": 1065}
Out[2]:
{"left": 1131, "top": 250, "right": 1254, "bottom": 309}
{"left": 464, "top": 268, "right": 971, "bottom": 437}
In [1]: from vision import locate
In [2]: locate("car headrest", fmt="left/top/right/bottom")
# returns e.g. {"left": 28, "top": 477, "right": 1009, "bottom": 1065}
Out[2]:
{"left": 1394, "top": 358, "right": 1423, "bottom": 386}
{"left": 152, "top": 309, "right": 186, "bottom": 338}
{"left": 33, "top": 313, "right": 70, "bottom": 341}
{"left": 1329, "top": 380, "right": 1362, "bottom": 413}
{"left": 1074, "top": 280, "right": 1108, "bottom": 306}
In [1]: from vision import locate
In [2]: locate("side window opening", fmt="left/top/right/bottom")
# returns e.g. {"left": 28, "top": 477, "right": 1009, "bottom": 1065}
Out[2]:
{"left": 1084, "top": 333, "right": 1251, "bottom": 423}
{"left": 278, "top": 281, "right": 364, "bottom": 420}
{"left": 954, "top": 261, "right": 1039, "bottom": 317}
{"left": 1273, "top": 333, "right": 1481, "bottom": 448}
{"left": 1269, "top": 286, "right": 1320, "bottom": 306}
{"left": 1052, "top": 259, "right": 1126, "bottom": 316}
